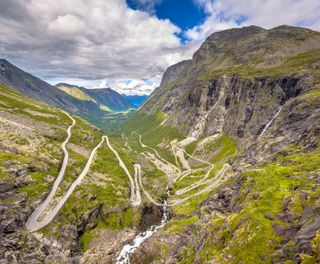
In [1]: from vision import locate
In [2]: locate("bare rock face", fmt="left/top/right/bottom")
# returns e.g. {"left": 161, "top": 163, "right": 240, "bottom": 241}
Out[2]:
{"left": 159, "top": 60, "right": 192, "bottom": 88}
{"left": 129, "top": 25, "right": 320, "bottom": 264}
{"left": 140, "top": 25, "right": 320, "bottom": 150}
{"left": 81, "top": 229, "right": 137, "bottom": 264}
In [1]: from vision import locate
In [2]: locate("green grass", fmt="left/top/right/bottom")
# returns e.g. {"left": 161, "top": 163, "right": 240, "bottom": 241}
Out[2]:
{"left": 124, "top": 112, "right": 183, "bottom": 148}
{"left": 300, "top": 86, "right": 320, "bottom": 106}
{"left": 206, "top": 135, "right": 237, "bottom": 163}
{"left": 165, "top": 216, "right": 198, "bottom": 234}
{"left": 178, "top": 149, "right": 320, "bottom": 263}
{"left": 184, "top": 134, "right": 237, "bottom": 164}
{"left": 198, "top": 48, "right": 320, "bottom": 81}
{"left": 184, "top": 140, "right": 200, "bottom": 154}
{"left": 57, "top": 86, "right": 95, "bottom": 102}
{"left": 123, "top": 111, "right": 184, "bottom": 164}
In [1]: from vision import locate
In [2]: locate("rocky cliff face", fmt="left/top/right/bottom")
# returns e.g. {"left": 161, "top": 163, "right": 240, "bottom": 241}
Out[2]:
{"left": 141, "top": 26, "right": 320, "bottom": 142}
{"left": 127, "top": 25, "right": 320, "bottom": 263}
{"left": 159, "top": 59, "right": 192, "bottom": 87}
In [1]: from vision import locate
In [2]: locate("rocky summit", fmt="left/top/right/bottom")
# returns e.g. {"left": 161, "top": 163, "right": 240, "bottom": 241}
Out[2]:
{"left": 0, "top": 24, "right": 320, "bottom": 264}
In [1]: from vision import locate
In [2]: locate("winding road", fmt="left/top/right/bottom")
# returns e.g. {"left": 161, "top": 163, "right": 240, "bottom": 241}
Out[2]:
{"left": 26, "top": 109, "right": 231, "bottom": 233}
{"left": 105, "top": 136, "right": 141, "bottom": 206}
{"left": 26, "top": 111, "right": 76, "bottom": 231}
{"left": 132, "top": 132, "right": 232, "bottom": 207}
{"left": 26, "top": 114, "right": 143, "bottom": 232}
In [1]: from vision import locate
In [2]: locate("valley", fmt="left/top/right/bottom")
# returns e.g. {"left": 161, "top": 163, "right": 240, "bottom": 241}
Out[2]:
{"left": 0, "top": 25, "right": 320, "bottom": 264}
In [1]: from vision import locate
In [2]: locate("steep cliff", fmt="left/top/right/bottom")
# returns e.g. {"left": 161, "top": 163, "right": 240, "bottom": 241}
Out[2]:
{"left": 124, "top": 25, "right": 320, "bottom": 263}
{"left": 140, "top": 25, "right": 320, "bottom": 142}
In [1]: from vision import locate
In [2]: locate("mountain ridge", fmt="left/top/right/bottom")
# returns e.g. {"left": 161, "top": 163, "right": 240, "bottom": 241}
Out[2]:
{"left": 0, "top": 59, "right": 139, "bottom": 131}
{"left": 55, "top": 83, "right": 134, "bottom": 111}
{"left": 122, "top": 24, "right": 320, "bottom": 263}
{"left": 140, "top": 25, "right": 320, "bottom": 138}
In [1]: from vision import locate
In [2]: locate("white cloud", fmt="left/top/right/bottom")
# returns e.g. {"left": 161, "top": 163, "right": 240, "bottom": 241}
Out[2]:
{"left": 1, "top": 0, "right": 319, "bottom": 96}
{"left": 47, "top": 77, "right": 158, "bottom": 95}
{"left": 49, "top": 14, "right": 86, "bottom": 36}
{"left": 131, "top": 0, "right": 162, "bottom": 14}
{"left": 0, "top": 0, "right": 184, "bottom": 81}
{"left": 189, "top": 0, "right": 320, "bottom": 42}
{"left": 104, "top": 79, "right": 159, "bottom": 96}
{"left": 96, "top": 80, "right": 109, "bottom": 89}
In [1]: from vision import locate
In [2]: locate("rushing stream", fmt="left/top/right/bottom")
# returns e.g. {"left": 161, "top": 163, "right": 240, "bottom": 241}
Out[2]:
{"left": 115, "top": 186, "right": 169, "bottom": 264}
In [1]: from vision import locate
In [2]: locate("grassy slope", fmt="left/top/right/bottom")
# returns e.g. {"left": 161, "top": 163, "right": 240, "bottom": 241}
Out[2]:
{"left": 0, "top": 84, "right": 165, "bottom": 253}
{"left": 78, "top": 107, "right": 137, "bottom": 133}
{"left": 57, "top": 86, "right": 95, "bottom": 102}
{"left": 198, "top": 48, "right": 320, "bottom": 81}
{"left": 57, "top": 84, "right": 138, "bottom": 133}
{"left": 123, "top": 112, "right": 184, "bottom": 164}
{"left": 179, "top": 148, "right": 320, "bottom": 264}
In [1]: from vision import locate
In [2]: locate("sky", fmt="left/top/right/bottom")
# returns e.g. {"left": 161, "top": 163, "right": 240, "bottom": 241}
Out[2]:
{"left": 0, "top": 0, "right": 319, "bottom": 95}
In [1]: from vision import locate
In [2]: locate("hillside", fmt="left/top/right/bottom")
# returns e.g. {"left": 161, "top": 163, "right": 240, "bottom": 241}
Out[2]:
{"left": 122, "top": 25, "right": 320, "bottom": 263}
{"left": 56, "top": 83, "right": 134, "bottom": 111}
{"left": 0, "top": 83, "right": 167, "bottom": 263}
{"left": 0, "top": 60, "right": 136, "bottom": 131}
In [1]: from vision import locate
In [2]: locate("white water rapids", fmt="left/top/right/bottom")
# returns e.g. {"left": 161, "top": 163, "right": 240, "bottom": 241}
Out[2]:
{"left": 115, "top": 186, "right": 169, "bottom": 264}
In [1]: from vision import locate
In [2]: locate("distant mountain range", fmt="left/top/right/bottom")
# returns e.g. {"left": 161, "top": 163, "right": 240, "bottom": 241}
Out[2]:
{"left": 0, "top": 59, "right": 148, "bottom": 130}
{"left": 122, "top": 95, "right": 148, "bottom": 107}
{"left": 55, "top": 83, "right": 133, "bottom": 111}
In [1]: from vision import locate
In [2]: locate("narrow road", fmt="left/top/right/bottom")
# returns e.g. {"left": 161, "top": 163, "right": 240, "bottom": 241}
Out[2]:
{"left": 136, "top": 163, "right": 168, "bottom": 207}
{"left": 134, "top": 133, "right": 232, "bottom": 207}
{"left": 26, "top": 111, "right": 76, "bottom": 231}
{"left": 105, "top": 136, "right": 141, "bottom": 206}
{"left": 175, "top": 164, "right": 216, "bottom": 195}
{"left": 26, "top": 136, "right": 106, "bottom": 231}
{"left": 172, "top": 145, "right": 191, "bottom": 171}
{"left": 133, "top": 131, "right": 181, "bottom": 174}
{"left": 122, "top": 133, "right": 132, "bottom": 151}
{"left": 170, "top": 164, "right": 231, "bottom": 206}
{"left": 26, "top": 114, "right": 143, "bottom": 232}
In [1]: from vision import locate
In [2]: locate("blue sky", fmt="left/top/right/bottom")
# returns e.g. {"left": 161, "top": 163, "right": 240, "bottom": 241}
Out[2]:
{"left": 127, "top": 0, "right": 208, "bottom": 39}
{"left": 0, "top": 0, "right": 319, "bottom": 95}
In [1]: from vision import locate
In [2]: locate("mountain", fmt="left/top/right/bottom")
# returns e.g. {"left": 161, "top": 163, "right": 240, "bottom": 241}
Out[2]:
{"left": 0, "top": 59, "right": 136, "bottom": 131}
{"left": 1, "top": 25, "right": 320, "bottom": 264}
{"left": 56, "top": 83, "right": 134, "bottom": 111}
{"left": 0, "top": 59, "right": 78, "bottom": 109}
{"left": 0, "top": 83, "right": 163, "bottom": 262}
{"left": 123, "top": 95, "right": 148, "bottom": 107}
{"left": 141, "top": 25, "right": 320, "bottom": 138}
{"left": 123, "top": 25, "right": 320, "bottom": 263}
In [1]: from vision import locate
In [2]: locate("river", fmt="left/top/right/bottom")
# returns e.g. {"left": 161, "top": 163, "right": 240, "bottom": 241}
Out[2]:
{"left": 115, "top": 186, "right": 169, "bottom": 264}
